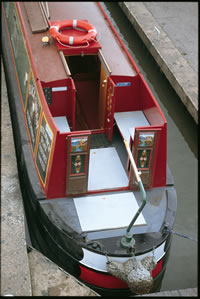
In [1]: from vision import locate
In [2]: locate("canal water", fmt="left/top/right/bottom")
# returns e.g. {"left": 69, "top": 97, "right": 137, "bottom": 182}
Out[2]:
{"left": 102, "top": 2, "right": 198, "bottom": 291}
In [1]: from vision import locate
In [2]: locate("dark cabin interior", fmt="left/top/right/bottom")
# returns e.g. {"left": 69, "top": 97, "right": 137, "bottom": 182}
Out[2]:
{"left": 66, "top": 55, "right": 101, "bottom": 130}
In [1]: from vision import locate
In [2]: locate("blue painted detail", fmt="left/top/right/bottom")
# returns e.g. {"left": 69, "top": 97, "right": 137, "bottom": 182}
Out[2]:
{"left": 116, "top": 82, "right": 131, "bottom": 87}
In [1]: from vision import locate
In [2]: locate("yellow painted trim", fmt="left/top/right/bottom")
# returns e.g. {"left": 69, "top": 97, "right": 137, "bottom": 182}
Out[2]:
{"left": 34, "top": 112, "right": 54, "bottom": 187}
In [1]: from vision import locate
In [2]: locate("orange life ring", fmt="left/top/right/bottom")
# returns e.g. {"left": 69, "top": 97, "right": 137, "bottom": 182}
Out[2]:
{"left": 49, "top": 20, "right": 97, "bottom": 45}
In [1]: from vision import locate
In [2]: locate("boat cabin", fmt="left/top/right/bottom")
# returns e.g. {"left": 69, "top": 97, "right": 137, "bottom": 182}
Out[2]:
{"left": 6, "top": 2, "right": 167, "bottom": 199}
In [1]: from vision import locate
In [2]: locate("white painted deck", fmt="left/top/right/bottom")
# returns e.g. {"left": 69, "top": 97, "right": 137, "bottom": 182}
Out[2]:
{"left": 114, "top": 111, "right": 150, "bottom": 142}
{"left": 53, "top": 116, "right": 71, "bottom": 133}
{"left": 88, "top": 147, "right": 129, "bottom": 191}
{"left": 74, "top": 192, "right": 146, "bottom": 232}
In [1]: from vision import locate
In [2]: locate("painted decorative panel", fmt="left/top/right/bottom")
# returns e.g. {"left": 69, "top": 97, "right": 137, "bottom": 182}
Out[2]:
{"left": 3, "top": 2, "right": 30, "bottom": 108}
{"left": 36, "top": 114, "right": 54, "bottom": 184}
{"left": 43, "top": 87, "right": 52, "bottom": 105}
{"left": 70, "top": 154, "right": 86, "bottom": 175}
{"left": 3, "top": 2, "right": 56, "bottom": 190}
{"left": 71, "top": 137, "right": 88, "bottom": 152}
{"left": 137, "top": 149, "right": 152, "bottom": 169}
{"left": 138, "top": 132, "right": 155, "bottom": 147}
{"left": 26, "top": 70, "right": 41, "bottom": 151}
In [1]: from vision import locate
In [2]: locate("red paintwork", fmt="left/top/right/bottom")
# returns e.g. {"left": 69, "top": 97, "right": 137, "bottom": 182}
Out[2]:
{"left": 46, "top": 133, "right": 68, "bottom": 198}
{"left": 54, "top": 38, "right": 102, "bottom": 56}
{"left": 75, "top": 79, "right": 99, "bottom": 129}
{"left": 79, "top": 258, "right": 163, "bottom": 290}
{"left": 139, "top": 73, "right": 166, "bottom": 125}
{"left": 112, "top": 75, "right": 141, "bottom": 112}
{"left": 110, "top": 74, "right": 166, "bottom": 125}
{"left": 79, "top": 265, "right": 129, "bottom": 289}
{"left": 104, "top": 73, "right": 167, "bottom": 189}
{"left": 152, "top": 259, "right": 163, "bottom": 278}
{"left": 41, "top": 79, "right": 75, "bottom": 127}
{"left": 14, "top": 2, "right": 167, "bottom": 198}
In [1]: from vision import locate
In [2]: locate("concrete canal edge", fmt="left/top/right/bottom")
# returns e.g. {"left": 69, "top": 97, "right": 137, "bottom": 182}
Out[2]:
{"left": 118, "top": 2, "right": 198, "bottom": 124}
{"left": 1, "top": 61, "right": 99, "bottom": 297}
{"left": 27, "top": 246, "right": 99, "bottom": 296}
{"left": 135, "top": 288, "right": 197, "bottom": 297}
{"left": 1, "top": 61, "right": 32, "bottom": 296}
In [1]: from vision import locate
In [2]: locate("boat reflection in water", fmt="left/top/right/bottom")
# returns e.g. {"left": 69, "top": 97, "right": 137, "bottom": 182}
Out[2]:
{"left": 2, "top": 2, "right": 177, "bottom": 296}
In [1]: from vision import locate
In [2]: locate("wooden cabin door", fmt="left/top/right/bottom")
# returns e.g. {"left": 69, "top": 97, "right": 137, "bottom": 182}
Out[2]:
{"left": 66, "top": 131, "right": 91, "bottom": 196}
{"left": 128, "top": 128, "right": 160, "bottom": 189}
{"left": 98, "top": 50, "right": 111, "bottom": 129}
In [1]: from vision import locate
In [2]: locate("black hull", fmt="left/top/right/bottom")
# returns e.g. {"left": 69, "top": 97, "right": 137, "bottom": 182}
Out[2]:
{"left": 20, "top": 165, "right": 172, "bottom": 296}
{"left": 21, "top": 179, "right": 171, "bottom": 296}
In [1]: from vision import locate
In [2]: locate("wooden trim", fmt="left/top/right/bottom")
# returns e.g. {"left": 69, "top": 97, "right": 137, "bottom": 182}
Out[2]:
{"left": 59, "top": 51, "right": 72, "bottom": 77}
{"left": 24, "top": 2, "right": 48, "bottom": 33}
{"left": 98, "top": 49, "right": 112, "bottom": 75}
{"left": 39, "top": 2, "right": 50, "bottom": 21}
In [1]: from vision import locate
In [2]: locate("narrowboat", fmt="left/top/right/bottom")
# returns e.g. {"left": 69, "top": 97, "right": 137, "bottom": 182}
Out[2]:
{"left": 2, "top": 2, "right": 177, "bottom": 296}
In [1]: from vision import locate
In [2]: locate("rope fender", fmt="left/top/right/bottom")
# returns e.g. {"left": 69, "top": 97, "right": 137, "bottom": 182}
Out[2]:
{"left": 106, "top": 255, "right": 157, "bottom": 294}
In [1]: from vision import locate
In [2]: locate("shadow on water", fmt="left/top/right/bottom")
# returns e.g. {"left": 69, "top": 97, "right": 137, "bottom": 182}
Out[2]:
{"left": 102, "top": 2, "right": 198, "bottom": 292}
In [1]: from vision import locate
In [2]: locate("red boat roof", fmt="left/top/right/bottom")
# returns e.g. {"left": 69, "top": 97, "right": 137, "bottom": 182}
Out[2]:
{"left": 18, "top": 2, "right": 137, "bottom": 83}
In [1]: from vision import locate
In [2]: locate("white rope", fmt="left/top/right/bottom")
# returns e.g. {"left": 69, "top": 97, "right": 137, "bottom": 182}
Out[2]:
{"left": 55, "top": 31, "right": 101, "bottom": 49}
{"left": 56, "top": 37, "right": 90, "bottom": 49}
{"left": 91, "top": 31, "right": 101, "bottom": 44}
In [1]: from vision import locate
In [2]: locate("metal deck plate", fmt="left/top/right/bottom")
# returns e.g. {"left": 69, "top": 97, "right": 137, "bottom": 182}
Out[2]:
{"left": 53, "top": 116, "right": 71, "bottom": 133}
{"left": 74, "top": 192, "right": 146, "bottom": 232}
{"left": 88, "top": 147, "right": 129, "bottom": 191}
{"left": 114, "top": 111, "right": 150, "bottom": 142}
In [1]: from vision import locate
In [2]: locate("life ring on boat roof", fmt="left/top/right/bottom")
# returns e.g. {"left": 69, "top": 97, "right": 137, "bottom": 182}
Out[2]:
{"left": 49, "top": 19, "right": 97, "bottom": 46}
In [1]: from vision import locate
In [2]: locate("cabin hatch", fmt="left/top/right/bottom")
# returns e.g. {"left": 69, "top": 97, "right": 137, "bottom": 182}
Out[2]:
{"left": 65, "top": 52, "right": 111, "bottom": 131}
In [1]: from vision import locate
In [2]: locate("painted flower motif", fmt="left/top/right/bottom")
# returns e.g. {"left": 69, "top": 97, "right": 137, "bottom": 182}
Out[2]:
{"left": 140, "top": 150, "right": 147, "bottom": 167}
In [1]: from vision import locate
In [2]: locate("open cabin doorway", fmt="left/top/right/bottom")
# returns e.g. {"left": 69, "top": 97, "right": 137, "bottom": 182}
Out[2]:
{"left": 65, "top": 53, "right": 109, "bottom": 131}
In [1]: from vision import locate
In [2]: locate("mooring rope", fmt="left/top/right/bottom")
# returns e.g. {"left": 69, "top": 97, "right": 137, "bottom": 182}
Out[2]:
{"left": 170, "top": 229, "right": 197, "bottom": 242}
{"left": 163, "top": 225, "right": 197, "bottom": 242}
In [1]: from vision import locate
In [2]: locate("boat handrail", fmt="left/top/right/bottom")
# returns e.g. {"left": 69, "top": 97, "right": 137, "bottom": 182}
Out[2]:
{"left": 59, "top": 51, "right": 72, "bottom": 77}
{"left": 121, "top": 139, "right": 147, "bottom": 250}
{"left": 98, "top": 49, "right": 112, "bottom": 75}
{"left": 40, "top": 2, "right": 50, "bottom": 20}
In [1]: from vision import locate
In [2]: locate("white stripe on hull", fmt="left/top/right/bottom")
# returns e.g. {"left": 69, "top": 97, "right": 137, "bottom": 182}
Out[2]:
{"left": 80, "top": 241, "right": 166, "bottom": 273}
